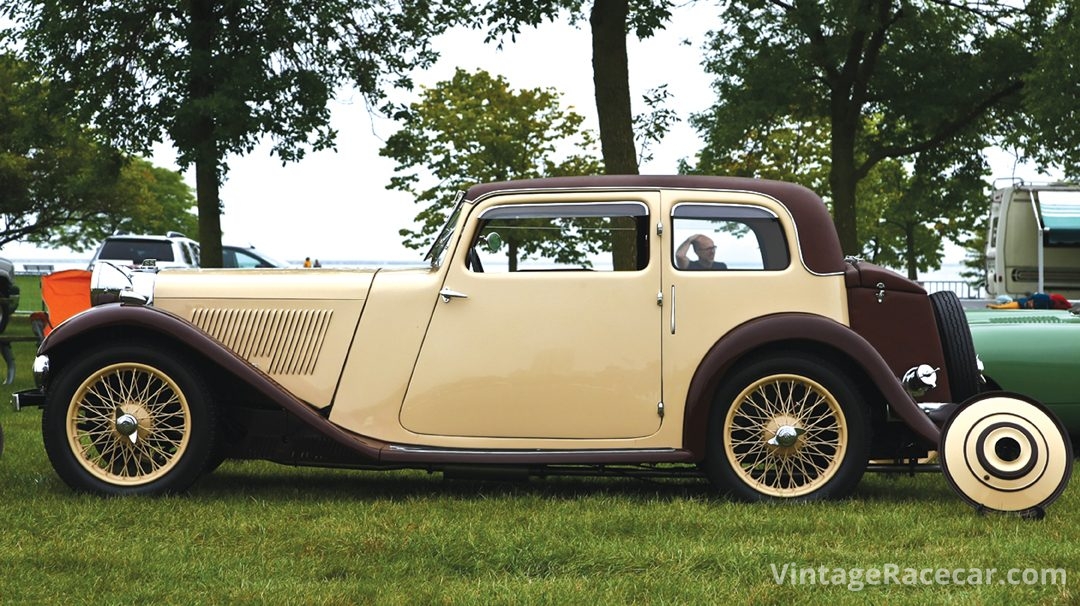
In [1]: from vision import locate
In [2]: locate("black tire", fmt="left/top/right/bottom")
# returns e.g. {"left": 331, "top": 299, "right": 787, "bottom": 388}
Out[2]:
{"left": 704, "top": 354, "right": 869, "bottom": 501}
{"left": 0, "top": 282, "right": 18, "bottom": 333}
{"left": 929, "top": 290, "right": 981, "bottom": 402}
{"left": 42, "top": 343, "right": 217, "bottom": 496}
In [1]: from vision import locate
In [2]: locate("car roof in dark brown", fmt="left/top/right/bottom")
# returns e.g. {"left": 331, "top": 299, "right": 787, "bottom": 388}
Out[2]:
{"left": 464, "top": 175, "right": 845, "bottom": 275}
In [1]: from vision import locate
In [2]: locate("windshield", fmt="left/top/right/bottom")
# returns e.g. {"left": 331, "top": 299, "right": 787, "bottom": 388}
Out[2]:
{"left": 98, "top": 239, "right": 176, "bottom": 264}
{"left": 425, "top": 191, "right": 467, "bottom": 268}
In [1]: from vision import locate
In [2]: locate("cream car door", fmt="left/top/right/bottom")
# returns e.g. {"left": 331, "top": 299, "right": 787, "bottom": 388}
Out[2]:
{"left": 660, "top": 198, "right": 840, "bottom": 407}
{"left": 400, "top": 198, "right": 663, "bottom": 440}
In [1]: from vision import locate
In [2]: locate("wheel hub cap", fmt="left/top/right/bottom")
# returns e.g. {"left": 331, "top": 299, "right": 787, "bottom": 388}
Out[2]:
{"left": 768, "top": 424, "right": 804, "bottom": 448}
{"left": 114, "top": 405, "right": 147, "bottom": 445}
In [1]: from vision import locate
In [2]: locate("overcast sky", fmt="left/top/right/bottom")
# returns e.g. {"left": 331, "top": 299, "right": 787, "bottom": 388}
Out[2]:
{"left": 3, "top": 4, "right": 1057, "bottom": 269}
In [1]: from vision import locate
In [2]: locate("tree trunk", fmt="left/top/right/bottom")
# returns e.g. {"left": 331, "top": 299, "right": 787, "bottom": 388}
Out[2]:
{"left": 590, "top": 0, "right": 638, "bottom": 174}
{"left": 829, "top": 104, "right": 859, "bottom": 256}
{"left": 590, "top": 0, "right": 637, "bottom": 270}
{"left": 187, "top": 0, "right": 223, "bottom": 267}
{"left": 905, "top": 222, "right": 917, "bottom": 279}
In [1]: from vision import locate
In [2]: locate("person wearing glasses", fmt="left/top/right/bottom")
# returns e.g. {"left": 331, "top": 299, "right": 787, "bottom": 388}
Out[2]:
{"left": 675, "top": 234, "right": 728, "bottom": 270}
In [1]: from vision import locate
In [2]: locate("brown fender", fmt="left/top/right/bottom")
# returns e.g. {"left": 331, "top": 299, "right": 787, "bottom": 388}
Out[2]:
{"left": 40, "top": 303, "right": 390, "bottom": 462}
{"left": 682, "top": 312, "right": 941, "bottom": 455}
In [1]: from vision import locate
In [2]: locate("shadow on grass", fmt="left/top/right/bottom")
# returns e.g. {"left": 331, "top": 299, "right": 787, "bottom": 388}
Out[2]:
{"left": 195, "top": 462, "right": 714, "bottom": 503}
{"left": 191, "top": 459, "right": 964, "bottom": 507}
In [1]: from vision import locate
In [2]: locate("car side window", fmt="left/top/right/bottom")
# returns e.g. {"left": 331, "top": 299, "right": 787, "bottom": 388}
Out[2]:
{"left": 671, "top": 204, "right": 789, "bottom": 271}
{"left": 470, "top": 202, "right": 649, "bottom": 272}
{"left": 228, "top": 249, "right": 265, "bottom": 268}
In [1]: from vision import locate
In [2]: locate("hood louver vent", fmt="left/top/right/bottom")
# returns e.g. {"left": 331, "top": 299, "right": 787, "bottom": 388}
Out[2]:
{"left": 190, "top": 307, "right": 333, "bottom": 375}
{"left": 988, "top": 315, "right": 1066, "bottom": 325}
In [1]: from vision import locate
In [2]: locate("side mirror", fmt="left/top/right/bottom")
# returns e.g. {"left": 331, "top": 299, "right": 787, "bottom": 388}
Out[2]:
{"left": 481, "top": 232, "right": 503, "bottom": 254}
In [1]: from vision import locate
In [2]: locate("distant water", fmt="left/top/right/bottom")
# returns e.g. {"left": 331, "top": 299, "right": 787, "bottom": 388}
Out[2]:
{"left": 9, "top": 257, "right": 428, "bottom": 274}
{"left": 310, "top": 259, "right": 428, "bottom": 269}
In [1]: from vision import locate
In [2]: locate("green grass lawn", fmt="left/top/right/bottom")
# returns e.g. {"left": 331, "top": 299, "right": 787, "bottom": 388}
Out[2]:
{"left": 14, "top": 274, "right": 44, "bottom": 314}
{"left": 0, "top": 311, "right": 1076, "bottom": 604}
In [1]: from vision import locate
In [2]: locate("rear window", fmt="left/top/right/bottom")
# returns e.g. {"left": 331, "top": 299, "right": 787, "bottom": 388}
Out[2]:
{"left": 98, "top": 239, "right": 176, "bottom": 264}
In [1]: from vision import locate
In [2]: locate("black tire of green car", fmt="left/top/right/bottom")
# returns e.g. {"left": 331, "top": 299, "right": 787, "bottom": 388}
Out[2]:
{"left": 928, "top": 290, "right": 981, "bottom": 403}
{"left": 42, "top": 343, "right": 217, "bottom": 496}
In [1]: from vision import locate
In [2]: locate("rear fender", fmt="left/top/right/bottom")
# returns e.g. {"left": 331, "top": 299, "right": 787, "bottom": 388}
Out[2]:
{"left": 681, "top": 313, "right": 941, "bottom": 455}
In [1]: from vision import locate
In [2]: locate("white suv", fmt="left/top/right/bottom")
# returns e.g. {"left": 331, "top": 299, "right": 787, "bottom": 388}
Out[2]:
{"left": 89, "top": 231, "right": 200, "bottom": 270}
{"left": 89, "top": 233, "right": 286, "bottom": 269}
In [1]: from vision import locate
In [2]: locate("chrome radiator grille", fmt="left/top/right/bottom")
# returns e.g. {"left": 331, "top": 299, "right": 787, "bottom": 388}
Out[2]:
{"left": 190, "top": 308, "right": 333, "bottom": 375}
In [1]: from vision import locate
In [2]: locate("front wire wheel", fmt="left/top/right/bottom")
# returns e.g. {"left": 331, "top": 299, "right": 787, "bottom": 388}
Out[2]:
{"left": 43, "top": 345, "right": 215, "bottom": 495}
{"left": 67, "top": 362, "right": 192, "bottom": 485}
{"left": 707, "top": 356, "right": 869, "bottom": 501}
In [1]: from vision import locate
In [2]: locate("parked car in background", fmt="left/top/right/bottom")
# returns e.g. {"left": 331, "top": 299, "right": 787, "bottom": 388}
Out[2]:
{"left": 88, "top": 232, "right": 286, "bottom": 269}
{"left": 0, "top": 256, "right": 20, "bottom": 333}
{"left": 39, "top": 235, "right": 284, "bottom": 338}
{"left": 967, "top": 307, "right": 1080, "bottom": 444}
{"left": 13, "top": 176, "right": 1072, "bottom": 515}
{"left": 88, "top": 232, "right": 200, "bottom": 270}
{"left": 222, "top": 244, "right": 287, "bottom": 268}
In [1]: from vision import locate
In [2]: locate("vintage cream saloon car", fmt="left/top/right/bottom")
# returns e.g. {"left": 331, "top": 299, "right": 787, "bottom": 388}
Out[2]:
{"left": 13, "top": 176, "right": 1072, "bottom": 513}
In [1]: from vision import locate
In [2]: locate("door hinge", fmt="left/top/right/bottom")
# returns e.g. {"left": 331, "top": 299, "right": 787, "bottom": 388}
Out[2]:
{"left": 656, "top": 290, "right": 663, "bottom": 306}
{"left": 657, "top": 401, "right": 665, "bottom": 418}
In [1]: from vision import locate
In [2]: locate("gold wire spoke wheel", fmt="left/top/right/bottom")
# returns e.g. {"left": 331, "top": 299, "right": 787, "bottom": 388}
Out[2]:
{"left": 65, "top": 362, "right": 192, "bottom": 486}
{"left": 723, "top": 374, "right": 848, "bottom": 498}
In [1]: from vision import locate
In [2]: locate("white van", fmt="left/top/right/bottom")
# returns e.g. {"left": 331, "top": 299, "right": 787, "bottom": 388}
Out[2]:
{"left": 985, "top": 182, "right": 1080, "bottom": 298}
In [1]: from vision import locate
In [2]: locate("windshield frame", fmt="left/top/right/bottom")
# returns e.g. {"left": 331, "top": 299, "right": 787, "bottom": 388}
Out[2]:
{"left": 424, "top": 191, "right": 467, "bottom": 268}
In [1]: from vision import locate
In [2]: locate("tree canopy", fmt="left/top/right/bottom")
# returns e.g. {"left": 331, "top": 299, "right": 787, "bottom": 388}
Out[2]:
{"left": 0, "top": 54, "right": 196, "bottom": 251}
{"left": 690, "top": 0, "right": 1045, "bottom": 258}
{"left": 380, "top": 67, "right": 601, "bottom": 262}
{"left": 2, "top": 0, "right": 468, "bottom": 265}
{"left": 1010, "top": 0, "right": 1080, "bottom": 177}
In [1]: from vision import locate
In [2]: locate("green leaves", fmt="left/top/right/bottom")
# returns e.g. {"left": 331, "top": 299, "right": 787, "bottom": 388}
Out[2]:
{"left": 690, "top": 0, "right": 1045, "bottom": 276}
{"left": 380, "top": 68, "right": 601, "bottom": 253}
{"left": 0, "top": 55, "right": 196, "bottom": 250}
{"left": 3, "top": 0, "right": 470, "bottom": 264}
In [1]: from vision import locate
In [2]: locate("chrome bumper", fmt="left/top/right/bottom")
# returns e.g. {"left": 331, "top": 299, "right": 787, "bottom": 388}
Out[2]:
{"left": 12, "top": 388, "right": 45, "bottom": 411}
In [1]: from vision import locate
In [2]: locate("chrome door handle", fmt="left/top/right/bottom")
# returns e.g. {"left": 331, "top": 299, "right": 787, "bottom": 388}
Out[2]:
{"left": 439, "top": 288, "right": 469, "bottom": 303}
{"left": 670, "top": 285, "right": 676, "bottom": 334}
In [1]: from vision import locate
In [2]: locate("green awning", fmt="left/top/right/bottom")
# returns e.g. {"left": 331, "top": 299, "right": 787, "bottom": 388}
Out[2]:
{"left": 1037, "top": 190, "right": 1080, "bottom": 246}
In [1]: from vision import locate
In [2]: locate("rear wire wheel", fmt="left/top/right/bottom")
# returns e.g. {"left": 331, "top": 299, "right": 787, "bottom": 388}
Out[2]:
{"left": 42, "top": 344, "right": 216, "bottom": 495}
{"left": 705, "top": 355, "right": 869, "bottom": 501}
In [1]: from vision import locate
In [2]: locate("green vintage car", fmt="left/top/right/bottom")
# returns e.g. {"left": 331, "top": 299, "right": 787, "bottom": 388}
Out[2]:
{"left": 967, "top": 307, "right": 1080, "bottom": 443}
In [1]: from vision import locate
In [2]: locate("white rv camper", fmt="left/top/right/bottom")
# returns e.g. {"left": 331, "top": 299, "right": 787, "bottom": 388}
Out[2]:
{"left": 985, "top": 182, "right": 1080, "bottom": 298}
